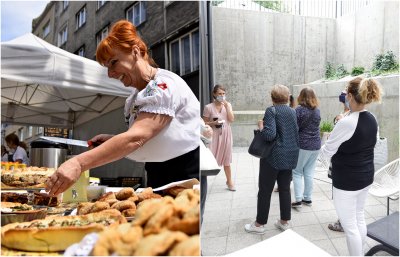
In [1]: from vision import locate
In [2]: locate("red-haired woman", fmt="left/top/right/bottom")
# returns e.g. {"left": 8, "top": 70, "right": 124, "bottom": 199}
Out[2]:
{"left": 46, "top": 20, "right": 199, "bottom": 195}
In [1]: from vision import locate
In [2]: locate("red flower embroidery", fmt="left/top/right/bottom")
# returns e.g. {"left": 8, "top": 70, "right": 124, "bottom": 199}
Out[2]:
{"left": 157, "top": 83, "right": 168, "bottom": 90}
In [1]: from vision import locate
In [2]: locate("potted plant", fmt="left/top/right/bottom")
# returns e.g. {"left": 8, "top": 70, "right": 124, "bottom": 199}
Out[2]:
{"left": 320, "top": 120, "right": 334, "bottom": 145}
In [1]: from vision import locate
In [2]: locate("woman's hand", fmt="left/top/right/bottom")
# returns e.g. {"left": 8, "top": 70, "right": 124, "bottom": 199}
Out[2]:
{"left": 202, "top": 125, "right": 213, "bottom": 138}
{"left": 90, "top": 134, "right": 114, "bottom": 143}
{"left": 45, "top": 157, "right": 82, "bottom": 196}
{"left": 222, "top": 101, "right": 234, "bottom": 122}
{"left": 258, "top": 120, "right": 264, "bottom": 130}
{"left": 89, "top": 134, "right": 113, "bottom": 149}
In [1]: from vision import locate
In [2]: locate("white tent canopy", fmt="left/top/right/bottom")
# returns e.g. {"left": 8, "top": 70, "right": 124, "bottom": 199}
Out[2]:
{"left": 1, "top": 33, "right": 132, "bottom": 128}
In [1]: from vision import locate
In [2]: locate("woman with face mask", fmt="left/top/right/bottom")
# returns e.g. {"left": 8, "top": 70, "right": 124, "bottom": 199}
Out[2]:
{"left": 203, "top": 85, "right": 235, "bottom": 191}
{"left": 320, "top": 77, "right": 382, "bottom": 256}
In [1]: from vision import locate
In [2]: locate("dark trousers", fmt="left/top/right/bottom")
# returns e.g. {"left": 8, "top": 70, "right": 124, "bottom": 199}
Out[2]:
{"left": 145, "top": 147, "right": 199, "bottom": 188}
{"left": 256, "top": 158, "right": 292, "bottom": 225}
{"left": 200, "top": 175, "right": 207, "bottom": 226}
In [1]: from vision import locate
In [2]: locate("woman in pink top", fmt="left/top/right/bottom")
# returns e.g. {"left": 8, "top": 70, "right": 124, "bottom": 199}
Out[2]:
{"left": 203, "top": 85, "right": 235, "bottom": 191}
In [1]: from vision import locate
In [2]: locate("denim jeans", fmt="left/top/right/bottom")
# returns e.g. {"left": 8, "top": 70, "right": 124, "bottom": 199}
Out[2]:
{"left": 292, "top": 149, "right": 320, "bottom": 202}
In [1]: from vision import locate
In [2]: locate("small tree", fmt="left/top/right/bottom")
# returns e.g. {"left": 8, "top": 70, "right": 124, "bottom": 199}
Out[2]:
{"left": 335, "top": 64, "right": 349, "bottom": 79}
{"left": 372, "top": 51, "right": 399, "bottom": 72}
{"left": 325, "top": 62, "right": 335, "bottom": 79}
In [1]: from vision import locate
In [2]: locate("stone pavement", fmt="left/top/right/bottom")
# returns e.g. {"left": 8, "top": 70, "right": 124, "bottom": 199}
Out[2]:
{"left": 201, "top": 147, "right": 398, "bottom": 256}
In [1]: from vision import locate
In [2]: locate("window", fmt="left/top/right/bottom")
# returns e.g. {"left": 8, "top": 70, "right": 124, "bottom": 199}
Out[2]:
{"left": 63, "top": 1, "right": 69, "bottom": 10}
{"left": 76, "top": 6, "right": 86, "bottom": 29}
{"left": 28, "top": 126, "right": 33, "bottom": 138}
{"left": 169, "top": 29, "right": 200, "bottom": 76}
{"left": 76, "top": 46, "right": 85, "bottom": 57}
{"left": 43, "top": 21, "right": 50, "bottom": 38}
{"left": 126, "top": 2, "right": 146, "bottom": 26}
{"left": 58, "top": 25, "right": 68, "bottom": 47}
{"left": 96, "top": 26, "right": 109, "bottom": 46}
{"left": 97, "top": 1, "right": 107, "bottom": 10}
{"left": 36, "top": 127, "right": 43, "bottom": 135}
{"left": 191, "top": 30, "right": 199, "bottom": 71}
{"left": 18, "top": 128, "right": 24, "bottom": 141}
{"left": 170, "top": 41, "right": 180, "bottom": 75}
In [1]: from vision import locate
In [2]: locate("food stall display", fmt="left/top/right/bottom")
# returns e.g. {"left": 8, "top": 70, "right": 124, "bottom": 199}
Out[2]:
{"left": 1, "top": 166, "right": 200, "bottom": 256}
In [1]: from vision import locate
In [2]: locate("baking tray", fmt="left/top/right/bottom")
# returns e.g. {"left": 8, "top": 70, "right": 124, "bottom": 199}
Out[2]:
{"left": 1, "top": 209, "right": 47, "bottom": 226}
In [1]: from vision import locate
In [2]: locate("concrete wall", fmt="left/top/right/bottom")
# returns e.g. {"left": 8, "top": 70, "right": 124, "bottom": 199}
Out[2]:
{"left": 336, "top": 1, "right": 400, "bottom": 71}
{"left": 293, "top": 75, "right": 399, "bottom": 162}
{"left": 212, "top": 2, "right": 399, "bottom": 162}
{"left": 232, "top": 75, "right": 399, "bottom": 162}
{"left": 211, "top": 7, "right": 336, "bottom": 110}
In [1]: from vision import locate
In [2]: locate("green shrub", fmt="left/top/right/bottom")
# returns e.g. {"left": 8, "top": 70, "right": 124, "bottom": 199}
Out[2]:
{"left": 335, "top": 64, "right": 349, "bottom": 79}
{"left": 325, "top": 62, "right": 335, "bottom": 79}
{"left": 372, "top": 51, "right": 399, "bottom": 75}
{"left": 351, "top": 66, "right": 365, "bottom": 76}
{"left": 320, "top": 120, "right": 334, "bottom": 133}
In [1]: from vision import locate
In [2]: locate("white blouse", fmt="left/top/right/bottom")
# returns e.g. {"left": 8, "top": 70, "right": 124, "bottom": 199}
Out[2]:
{"left": 124, "top": 69, "right": 199, "bottom": 162}
{"left": 13, "top": 146, "right": 30, "bottom": 165}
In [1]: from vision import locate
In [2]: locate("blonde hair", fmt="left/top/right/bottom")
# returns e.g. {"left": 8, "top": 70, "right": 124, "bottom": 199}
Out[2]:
{"left": 347, "top": 77, "right": 382, "bottom": 105}
{"left": 271, "top": 84, "right": 290, "bottom": 104}
{"left": 297, "top": 86, "right": 319, "bottom": 109}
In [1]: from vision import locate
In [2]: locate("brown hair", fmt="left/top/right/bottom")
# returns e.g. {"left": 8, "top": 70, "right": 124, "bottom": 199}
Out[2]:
{"left": 347, "top": 77, "right": 382, "bottom": 104}
{"left": 297, "top": 86, "right": 319, "bottom": 109}
{"left": 212, "top": 84, "right": 226, "bottom": 99}
{"left": 271, "top": 84, "right": 290, "bottom": 104}
{"left": 5, "top": 133, "right": 20, "bottom": 147}
{"left": 96, "top": 20, "right": 157, "bottom": 67}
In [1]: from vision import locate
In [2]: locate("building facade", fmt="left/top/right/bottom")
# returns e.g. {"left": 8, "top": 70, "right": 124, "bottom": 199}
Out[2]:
{"left": 32, "top": 1, "right": 200, "bottom": 97}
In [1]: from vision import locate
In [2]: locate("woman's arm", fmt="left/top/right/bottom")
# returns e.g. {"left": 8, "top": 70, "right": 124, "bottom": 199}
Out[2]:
{"left": 261, "top": 107, "right": 276, "bottom": 141}
{"left": 45, "top": 112, "right": 172, "bottom": 196}
{"left": 202, "top": 116, "right": 218, "bottom": 127}
{"left": 224, "top": 101, "right": 234, "bottom": 123}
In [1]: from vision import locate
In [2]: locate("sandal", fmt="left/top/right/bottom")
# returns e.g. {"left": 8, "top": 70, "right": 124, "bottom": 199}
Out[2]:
{"left": 328, "top": 220, "right": 344, "bottom": 232}
{"left": 226, "top": 182, "right": 236, "bottom": 191}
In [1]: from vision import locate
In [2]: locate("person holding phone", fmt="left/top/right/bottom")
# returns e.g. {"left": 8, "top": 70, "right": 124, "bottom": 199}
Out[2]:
{"left": 203, "top": 84, "right": 235, "bottom": 191}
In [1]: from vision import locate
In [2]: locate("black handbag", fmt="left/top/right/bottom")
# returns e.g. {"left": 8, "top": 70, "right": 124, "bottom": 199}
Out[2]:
{"left": 248, "top": 107, "right": 277, "bottom": 158}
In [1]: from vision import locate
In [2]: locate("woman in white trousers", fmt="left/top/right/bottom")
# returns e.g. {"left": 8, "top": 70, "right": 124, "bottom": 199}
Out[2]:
{"left": 320, "top": 77, "right": 382, "bottom": 256}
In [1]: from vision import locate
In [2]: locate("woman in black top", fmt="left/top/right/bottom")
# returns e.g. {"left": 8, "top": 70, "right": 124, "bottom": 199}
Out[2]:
{"left": 320, "top": 77, "right": 382, "bottom": 256}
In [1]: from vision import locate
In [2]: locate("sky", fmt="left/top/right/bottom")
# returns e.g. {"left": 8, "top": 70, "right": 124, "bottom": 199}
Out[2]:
{"left": 1, "top": 1, "right": 49, "bottom": 42}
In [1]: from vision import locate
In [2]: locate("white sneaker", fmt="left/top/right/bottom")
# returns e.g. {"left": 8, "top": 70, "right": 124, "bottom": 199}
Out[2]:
{"left": 274, "top": 219, "right": 290, "bottom": 231}
{"left": 244, "top": 221, "right": 268, "bottom": 234}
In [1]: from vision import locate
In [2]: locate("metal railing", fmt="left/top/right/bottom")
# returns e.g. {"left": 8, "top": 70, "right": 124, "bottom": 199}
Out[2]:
{"left": 212, "top": 0, "right": 374, "bottom": 18}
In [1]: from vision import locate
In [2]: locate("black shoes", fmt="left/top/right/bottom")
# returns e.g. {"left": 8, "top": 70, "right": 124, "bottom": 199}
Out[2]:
{"left": 291, "top": 201, "right": 302, "bottom": 208}
{"left": 301, "top": 199, "right": 312, "bottom": 206}
{"left": 292, "top": 199, "right": 313, "bottom": 209}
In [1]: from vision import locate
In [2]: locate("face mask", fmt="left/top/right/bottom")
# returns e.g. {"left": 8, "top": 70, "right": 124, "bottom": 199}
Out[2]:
{"left": 216, "top": 96, "right": 225, "bottom": 102}
{"left": 339, "top": 92, "right": 346, "bottom": 103}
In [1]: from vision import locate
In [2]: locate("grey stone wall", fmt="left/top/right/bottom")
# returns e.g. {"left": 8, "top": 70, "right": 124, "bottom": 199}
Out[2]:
{"left": 232, "top": 75, "right": 399, "bottom": 162}
{"left": 211, "top": 7, "right": 336, "bottom": 111}
{"left": 336, "top": 1, "right": 400, "bottom": 71}
{"left": 292, "top": 75, "right": 399, "bottom": 162}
